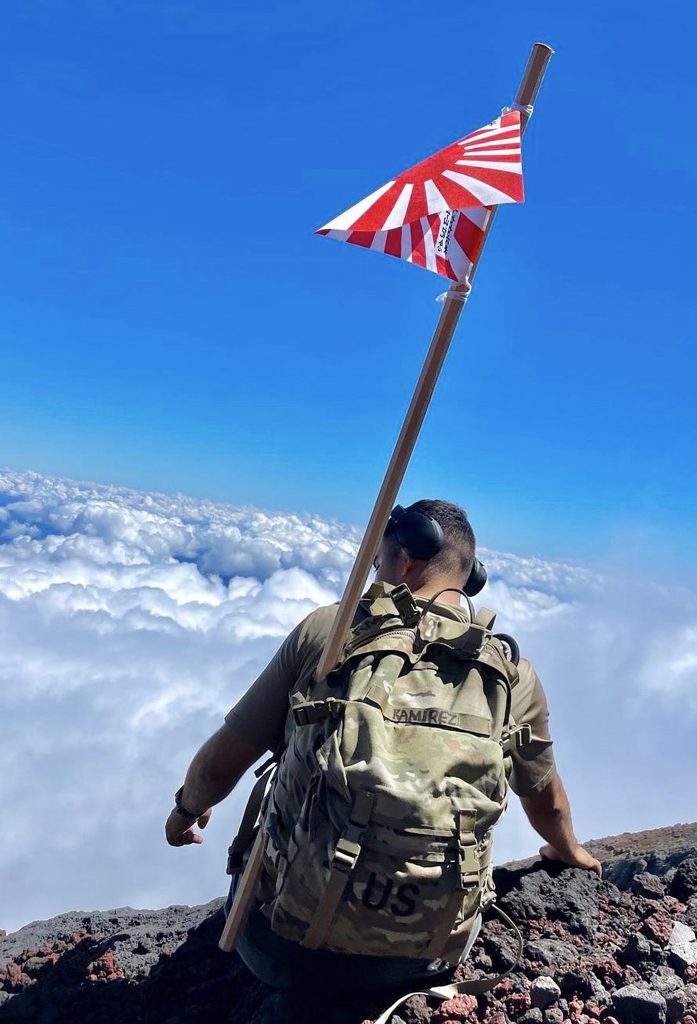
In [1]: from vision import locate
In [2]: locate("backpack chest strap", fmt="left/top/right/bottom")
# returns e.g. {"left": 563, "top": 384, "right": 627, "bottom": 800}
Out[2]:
{"left": 292, "top": 689, "right": 493, "bottom": 738}
{"left": 291, "top": 697, "right": 348, "bottom": 727}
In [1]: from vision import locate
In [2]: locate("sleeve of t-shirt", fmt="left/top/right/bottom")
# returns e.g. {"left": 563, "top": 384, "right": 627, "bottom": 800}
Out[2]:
{"left": 507, "top": 658, "right": 557, "bottom": 798}
{"left": 223, "top": 604, "right": 338, "bottom": 754}
{"left": 224, "top": 620, "right": 304, "bottom": 753}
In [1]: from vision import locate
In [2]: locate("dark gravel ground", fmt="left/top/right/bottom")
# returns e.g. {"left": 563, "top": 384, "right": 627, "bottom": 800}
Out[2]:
{"left": 2, "top": 823, "right": 697, "bottom": 1024}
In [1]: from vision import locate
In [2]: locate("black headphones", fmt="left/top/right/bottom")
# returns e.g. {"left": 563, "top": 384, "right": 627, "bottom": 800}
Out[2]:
{"left": 385, "top": 504, "right": 488, "bottom": 597}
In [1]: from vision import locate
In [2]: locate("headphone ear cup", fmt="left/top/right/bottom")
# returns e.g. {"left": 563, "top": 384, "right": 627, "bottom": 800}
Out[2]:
{"left": 464, "top": 558, "right": 487, "bottom": 597}
{"left": 391, "top": 508, "right": 443, "bottom": 561}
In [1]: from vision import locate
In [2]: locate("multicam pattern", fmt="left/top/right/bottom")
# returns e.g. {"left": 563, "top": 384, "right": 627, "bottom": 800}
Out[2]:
{"left": 256, "top": 584, "right": 518, "bottom": 963}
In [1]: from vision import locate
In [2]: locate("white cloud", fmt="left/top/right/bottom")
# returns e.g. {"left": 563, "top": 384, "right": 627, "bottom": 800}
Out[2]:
{"left": 0, "top": 468, "right": 695, "bottom": 933}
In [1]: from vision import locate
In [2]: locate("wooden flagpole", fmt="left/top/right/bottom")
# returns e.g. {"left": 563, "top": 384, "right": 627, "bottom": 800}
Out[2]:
{"left": 219, "top": 42, "right": 553, "bottom": 954}
{"left": 315, "top": 42, "right": 554, "bottom": 682}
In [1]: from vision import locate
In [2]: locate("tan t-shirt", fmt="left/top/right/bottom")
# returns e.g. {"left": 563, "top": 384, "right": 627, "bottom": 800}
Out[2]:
{"left": 225, "top": 598, "right": 556, "bottom": 798}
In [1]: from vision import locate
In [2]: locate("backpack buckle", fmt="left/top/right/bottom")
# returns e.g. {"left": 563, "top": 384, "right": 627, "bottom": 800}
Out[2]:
{"left": 390, "top": 584, "right": 421, "bottom": 627}
{"left": 332, "top": 837, "right": 362, "bottom": 873}
{"left": 292, "top": 698, "right": 345, "bottom": 727}
{"left": 458, "top": 842, "right": 481, "bottom": 889}
{"left": 331, "top": 791, "right": 375, "bottom": 874}
{"left": 501, "top": 724, "right": 532, "bottom": 755}
{"left": 457, "top": 810, "right": 480, "bottom": 889}
{"left": 226, "top": 844, "right": 244, "bottom": 876}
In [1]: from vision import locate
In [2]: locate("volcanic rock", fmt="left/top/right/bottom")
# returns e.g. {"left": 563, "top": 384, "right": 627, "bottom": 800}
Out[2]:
{"left": 531, "top": 977, "right": 562, "bottom": 1010}
{"left": 1, "top": 824, "right": 697, "bottom": 1023}
{"left": 669, "top": 859, "right": 697, "bottom": 903}
{"left": 611, "top": 985, "right": 667, "bottom": 1024}
{"left": 668, "top": 922, "right": 697, "bottom": 972}
{"left": 633, "top": 875, "right": 666, "bottom": 901}
{"left": 431, "top": 993, "right": 478, "bottom": 1022}
{"left": 643, "top": 912, "right": 674, "bottom": 947}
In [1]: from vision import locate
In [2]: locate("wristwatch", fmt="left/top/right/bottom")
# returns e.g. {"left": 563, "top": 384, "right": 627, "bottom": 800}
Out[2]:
{"left": 174, "top": 786, "right": 201, "bottom": 820}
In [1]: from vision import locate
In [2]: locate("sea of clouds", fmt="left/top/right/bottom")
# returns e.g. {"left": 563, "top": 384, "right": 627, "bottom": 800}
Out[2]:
{"left": 1, "top": 468, "right": 695, "bottom": 933}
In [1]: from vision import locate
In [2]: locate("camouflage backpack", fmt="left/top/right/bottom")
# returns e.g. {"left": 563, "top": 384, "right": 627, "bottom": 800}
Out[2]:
{"left": 229, "top": 581, "right": 531, "bottom": 969}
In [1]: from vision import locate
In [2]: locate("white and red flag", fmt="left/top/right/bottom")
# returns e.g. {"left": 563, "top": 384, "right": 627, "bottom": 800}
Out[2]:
{"left": 317, "top": 110, "right": 524, "bottom": 282}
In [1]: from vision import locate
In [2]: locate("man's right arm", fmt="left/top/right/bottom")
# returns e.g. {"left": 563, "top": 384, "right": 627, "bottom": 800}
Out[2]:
{"left": 520, "top": 772, "right": 602, "bottom": 877}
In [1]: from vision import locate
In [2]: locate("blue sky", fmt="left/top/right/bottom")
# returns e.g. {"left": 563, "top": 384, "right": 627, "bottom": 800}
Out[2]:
{"left": 2, "top": 0, "right": 695, "bottom": 569}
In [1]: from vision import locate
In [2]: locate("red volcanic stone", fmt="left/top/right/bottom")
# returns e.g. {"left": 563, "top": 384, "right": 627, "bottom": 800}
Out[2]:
{"left": 86, "top": 950, "right": 124, "bottom": 983}
{"left": 633, "top": 874, "right": 666, "bottom": 900}
{"left": 596, "top": 961, "right": 625, "bottom": 989}
{"left": 495, "top": 980, "right": 516, "bottom": 997}
{"left": 664, "top": 898, "right": 687, "bottom": 915}
{"left": 486, "top": 1013, "right": 509, "bottom": 1024}
{"left": 569, "top": 999, "right": 585, "bottom": 1019}
{"left": 507, "top": 992, "right": 532, "bottom": 1017}
{"left": 432, "top": 993, "right": 479, "bottom": 1023}
{"left": 5, "top": 962, "right": 32, "bottom": 992}
{"left": 643, "top": 911, "right": 674, "bottom": 946}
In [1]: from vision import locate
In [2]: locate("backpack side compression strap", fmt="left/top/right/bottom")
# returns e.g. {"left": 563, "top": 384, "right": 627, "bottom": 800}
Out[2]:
{"left": 300, "top": 790, "right": 376, "bottom": 949}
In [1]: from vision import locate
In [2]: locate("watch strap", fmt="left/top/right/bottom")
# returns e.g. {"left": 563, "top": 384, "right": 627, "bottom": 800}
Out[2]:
{"left": 174, "top": 786, "right": 200, "bottom": 820}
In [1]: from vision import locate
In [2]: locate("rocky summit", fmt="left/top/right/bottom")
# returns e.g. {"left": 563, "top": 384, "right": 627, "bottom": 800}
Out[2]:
{"left": 2, "top": 824, "right": 697, "bottom": 1024}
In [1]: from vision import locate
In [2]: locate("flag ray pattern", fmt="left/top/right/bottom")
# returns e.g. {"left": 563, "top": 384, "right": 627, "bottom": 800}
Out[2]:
{"left": 317, "top": 111, "right": 524, "bottom": 282}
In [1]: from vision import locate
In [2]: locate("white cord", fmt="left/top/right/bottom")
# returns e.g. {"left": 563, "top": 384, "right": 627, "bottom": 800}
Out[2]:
{"left": 502, "top": 102, "right": 534, "bottom": 119}
{"left": 436, "top": 278, "right": 472, "bottom": 304}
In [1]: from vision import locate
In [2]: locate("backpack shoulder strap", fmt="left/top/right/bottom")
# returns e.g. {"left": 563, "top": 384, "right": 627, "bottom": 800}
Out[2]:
{"left": 472, "top": 606, "right": 496, "bottom": 631}
{"left": 225, "top": 756, "right": 277, "bottom": 875}
{"left": 361, "top": 581, "right": 420, "bottom": 625}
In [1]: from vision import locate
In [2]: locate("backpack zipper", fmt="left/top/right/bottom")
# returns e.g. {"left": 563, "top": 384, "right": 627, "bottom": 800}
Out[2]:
{"left": 344, "top": 626, "right": 417, "bottom": 656}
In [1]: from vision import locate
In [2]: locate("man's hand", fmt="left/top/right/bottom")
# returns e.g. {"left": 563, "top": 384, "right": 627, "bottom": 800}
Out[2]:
{"left": 540, "top": 841, "right": 602, "bottom": 878}
{"left": 521, "top": 774, "right": 603, "bottom": 879}
{"left": 165, "top": 808, "right": 212, "bottom": 848}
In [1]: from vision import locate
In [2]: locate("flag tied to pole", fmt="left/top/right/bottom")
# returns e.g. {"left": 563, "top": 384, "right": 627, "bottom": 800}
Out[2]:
{"left": 317, "top": 111, "right": 524, "bottom": 282}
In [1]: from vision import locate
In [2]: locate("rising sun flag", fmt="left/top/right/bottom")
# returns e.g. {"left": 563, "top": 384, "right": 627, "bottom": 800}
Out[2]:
{"left": 318, "top": 110, "right": 525, "bottom": 281}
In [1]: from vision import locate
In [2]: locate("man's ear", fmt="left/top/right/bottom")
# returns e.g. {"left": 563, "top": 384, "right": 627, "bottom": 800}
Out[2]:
{"left": 398, "top": 549, "right": 416, "bottom": 578}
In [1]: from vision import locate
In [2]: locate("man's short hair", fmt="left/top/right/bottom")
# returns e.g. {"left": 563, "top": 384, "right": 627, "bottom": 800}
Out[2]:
{"left": 385, "top": 498, "right": 476, "bottom": 581}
